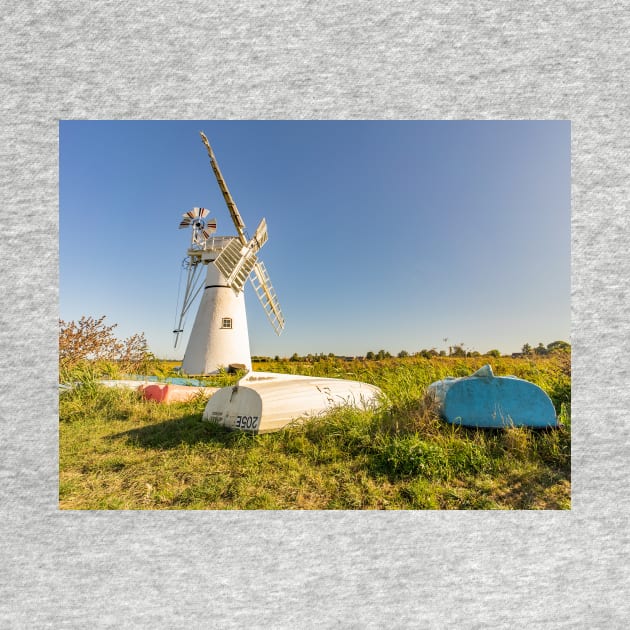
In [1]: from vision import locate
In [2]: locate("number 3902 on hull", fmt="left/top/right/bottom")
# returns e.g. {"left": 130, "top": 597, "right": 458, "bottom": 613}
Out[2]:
{"left": 202, "top": 371, "right": 382, "bottom": 434}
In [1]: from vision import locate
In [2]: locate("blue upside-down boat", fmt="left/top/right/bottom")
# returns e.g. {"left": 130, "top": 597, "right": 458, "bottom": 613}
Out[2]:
{"left": 427, "top": 364, "right": 559, "bottom": 429}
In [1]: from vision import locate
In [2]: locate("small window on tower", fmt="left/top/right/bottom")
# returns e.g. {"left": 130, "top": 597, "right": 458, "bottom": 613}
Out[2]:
{"left": 221, "top": 317, "right": 232, "bottom": 329}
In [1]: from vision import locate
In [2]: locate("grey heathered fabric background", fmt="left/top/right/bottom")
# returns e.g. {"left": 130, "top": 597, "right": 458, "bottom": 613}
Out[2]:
{"left": 1, "top": 1, "right": 628, "bottom": 627}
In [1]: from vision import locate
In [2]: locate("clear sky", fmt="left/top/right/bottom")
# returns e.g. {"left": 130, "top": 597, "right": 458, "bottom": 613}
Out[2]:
{"left": 59, "top": 120, "right": 570, "bottom": 359}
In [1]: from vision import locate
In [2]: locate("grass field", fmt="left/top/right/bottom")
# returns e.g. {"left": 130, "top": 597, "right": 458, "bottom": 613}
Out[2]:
{"left": 59, "top": 354, "right": 570, "bottom": 510}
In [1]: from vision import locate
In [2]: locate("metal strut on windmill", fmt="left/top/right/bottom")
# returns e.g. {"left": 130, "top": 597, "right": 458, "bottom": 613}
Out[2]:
{"left": 173, "top": 132, "right": 285, "bottom": 375}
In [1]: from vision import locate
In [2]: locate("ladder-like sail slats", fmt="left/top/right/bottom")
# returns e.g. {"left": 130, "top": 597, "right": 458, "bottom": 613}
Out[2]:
{"left": 252, "top": 217, "right": 268, "bottom": 249}
{"left": 195, "top": 131, "right": 286, "bottom": 338}
{"left": 250, "top": 261, "right": 285, "bottom": 335}
{"left": 214, "top": 239, "right": 258, "bottom": 293}
{"left": 199, "top": 132, "right": 248, "bottom": 246}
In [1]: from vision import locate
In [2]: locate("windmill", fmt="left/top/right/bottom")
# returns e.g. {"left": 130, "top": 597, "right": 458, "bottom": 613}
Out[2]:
{"left": 173, "top": 132, "right": 285, "bottom": 375}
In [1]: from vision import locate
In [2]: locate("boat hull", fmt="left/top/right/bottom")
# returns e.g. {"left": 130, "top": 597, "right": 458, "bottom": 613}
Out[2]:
{"left": 202, "top": 371, "right": 382, "bottom": 434}
{"left": 428, "top": 365, "right": 558, "bottom": 428}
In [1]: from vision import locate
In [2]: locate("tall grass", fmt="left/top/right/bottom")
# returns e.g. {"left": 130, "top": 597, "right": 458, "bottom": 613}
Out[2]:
{"left": 59, "top": 354, "right": 570, "bottom": 510}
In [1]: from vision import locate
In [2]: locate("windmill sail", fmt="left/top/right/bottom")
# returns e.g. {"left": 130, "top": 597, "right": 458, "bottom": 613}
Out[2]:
{"left": 250, "top": 261, "right": 285, "bottom": 335}
{"left": 214, "top": 239, "right": 259, "bottom": 293}
{"left": 199, "top": 131, "right": 247, "bottom": 245}
{"left": 197, "top": 131, "right": 285, "bottom": 338}
{"left": 251, "top": 217, "right": 268, "bottom": 249}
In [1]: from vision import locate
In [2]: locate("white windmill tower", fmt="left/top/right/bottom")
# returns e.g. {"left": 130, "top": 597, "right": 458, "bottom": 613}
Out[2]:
{"left": 173, "top": 132, "right": 285, "bottom": 375}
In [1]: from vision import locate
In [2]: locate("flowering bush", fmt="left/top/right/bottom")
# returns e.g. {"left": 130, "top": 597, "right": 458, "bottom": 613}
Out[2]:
{"left": 59, "top": 315, "right": 156, "bottom": 379}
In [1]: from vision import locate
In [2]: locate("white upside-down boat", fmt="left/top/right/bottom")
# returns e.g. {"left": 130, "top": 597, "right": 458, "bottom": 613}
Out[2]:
{"left": 202, "top": 371, "right": 382, "bottom": 434}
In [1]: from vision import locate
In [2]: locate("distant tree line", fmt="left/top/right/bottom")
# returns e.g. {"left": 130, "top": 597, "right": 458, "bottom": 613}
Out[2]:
{"left": 519, "top": 340, "right": 570, "bottom": 356}
{"left": 251, "top": 340, "right": 570, "bottom": 363}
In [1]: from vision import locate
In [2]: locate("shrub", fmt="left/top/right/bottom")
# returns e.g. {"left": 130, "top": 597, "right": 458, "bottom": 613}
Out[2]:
{"left": 59, "top": 315, "right": 157, "bottom": 381}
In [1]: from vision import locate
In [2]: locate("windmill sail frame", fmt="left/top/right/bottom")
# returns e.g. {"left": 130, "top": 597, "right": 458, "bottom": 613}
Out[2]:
{"left": 199, "top": 131, "right": 285, "bottom": 336}
{"left": 200, "top": 132, "right": 248, "bottom": 246}
{"left": 250, "top": 260, "right": 285, "bottom": 335}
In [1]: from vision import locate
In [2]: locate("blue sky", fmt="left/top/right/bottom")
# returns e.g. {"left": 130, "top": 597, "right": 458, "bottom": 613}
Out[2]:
{"left": 59, "top": 120, "right": 570, "bottom": 359}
